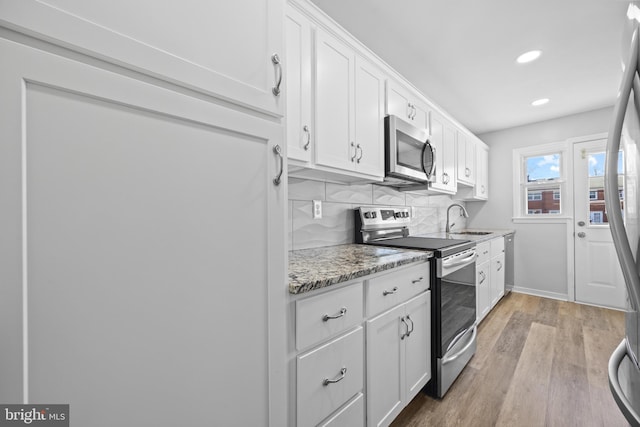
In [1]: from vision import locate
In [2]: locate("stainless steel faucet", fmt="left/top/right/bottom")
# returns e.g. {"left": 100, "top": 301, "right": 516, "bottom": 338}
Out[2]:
{"left": 446, "top": 203, "right": 469, "bottom": 233}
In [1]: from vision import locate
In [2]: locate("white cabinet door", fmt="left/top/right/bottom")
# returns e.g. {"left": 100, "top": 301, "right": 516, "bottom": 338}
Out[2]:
{"left": 403, "top": 292, "right": 431, "bottom": 401}
{"left": 476, "top": 261, "right": 491, "bottom": 322}
{"left": 0, "top": 39, "right": 286, "bottom": 426}
{"left": 0, "top": 0, "right": 284, "bottom": 116}
{"left": 491, "top": 253, "right": 506, "bottom": 307}
{"left": 386, "top": 80, "right": 428, "bottom": 131}
{"left": 315, "top": 28, "right": 355, "bottom": 171}
{"left": 457, "top": 131, "right": 476, "bottom": 186}
{"left": 474, "top": 143, "right": 489, "bottom": 200}
{"left": 366, "top": 304, "right": 404, "bottom": 427}
{"left": 429, "top": 111, "right": 457, "bottom": 194}
{"left": 285, "top": 5, "right": 313, "bottom": 163}
{"left": 353, "top": 57, "right": 384, "bottom": 178}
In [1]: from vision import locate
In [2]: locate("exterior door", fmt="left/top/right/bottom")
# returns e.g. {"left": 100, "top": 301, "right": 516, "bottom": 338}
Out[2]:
{"left": 573, "top": 138, "right": 627, "bottom": 309}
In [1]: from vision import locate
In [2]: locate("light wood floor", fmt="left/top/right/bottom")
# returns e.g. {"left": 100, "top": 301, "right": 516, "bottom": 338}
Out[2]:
{"left": 391, "top": 292, "right": 629, "bottom": 427}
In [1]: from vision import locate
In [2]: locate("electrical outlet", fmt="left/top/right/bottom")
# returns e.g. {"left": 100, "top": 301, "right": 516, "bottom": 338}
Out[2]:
{"left": 312, "top": 200, "right": 322, "bottom": 219}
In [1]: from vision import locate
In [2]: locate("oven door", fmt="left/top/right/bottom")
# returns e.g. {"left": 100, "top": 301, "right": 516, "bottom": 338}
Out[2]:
{"left": 385, "top": 115, "right": 435, "bottom": 183}
{"left": 437, "top": 249, "right": 477, "bottom": 358}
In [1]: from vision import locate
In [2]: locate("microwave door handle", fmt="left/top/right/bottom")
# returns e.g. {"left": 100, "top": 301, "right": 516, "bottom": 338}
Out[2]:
{"left": 422, "top": 142, "right": 436, "bottom": 180}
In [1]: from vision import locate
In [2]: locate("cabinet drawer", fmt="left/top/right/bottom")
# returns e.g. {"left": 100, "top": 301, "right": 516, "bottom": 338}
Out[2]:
{"left": 491, "top": 237, "right": 505, "bottom": 257}
{"left": 296, "top": 282, "right": 363, "bottom": 351}
{"left": 476, "top": 241, "right": 491, "bottom": 265}
{"left": 297, "top": 327, "right": 364, "bottom": 427}
{"left": 366, "top": 263, "right": 429, "bottom": 317}
{"left": 319, "top": 393, "right": 364, "bottom": 427}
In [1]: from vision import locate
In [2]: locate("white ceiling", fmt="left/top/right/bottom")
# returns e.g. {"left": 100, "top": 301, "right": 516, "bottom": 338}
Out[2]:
{"left": 309, "top": 0, "right": 629, "bottom": 135}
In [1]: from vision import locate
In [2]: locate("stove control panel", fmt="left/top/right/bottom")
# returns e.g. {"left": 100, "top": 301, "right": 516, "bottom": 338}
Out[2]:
{"left": 357, "top": 206, "right": 411, "bottom": 229}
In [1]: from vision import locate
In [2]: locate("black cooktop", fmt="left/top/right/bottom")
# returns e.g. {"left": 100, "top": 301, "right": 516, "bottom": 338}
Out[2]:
{"left": 368, "top": 236, "right": 473, "bottom": 251}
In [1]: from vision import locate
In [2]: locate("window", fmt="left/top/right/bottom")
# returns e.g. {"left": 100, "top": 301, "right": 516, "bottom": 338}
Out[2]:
{"left": 528, "top": 191, "right": 542, "bottom": 201}
{"left": 513, "top": 142, "right": 568, "bottom": 221}
{"left": 590, "top": 211, "right": 603, "bottom": 224}
{"left": 589, "top": 190, "right": 598, "bottom": 200}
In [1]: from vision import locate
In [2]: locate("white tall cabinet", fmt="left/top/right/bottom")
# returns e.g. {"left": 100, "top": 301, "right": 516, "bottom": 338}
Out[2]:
{"left": 0, "top": 2, "right": 287, "bottom": 426}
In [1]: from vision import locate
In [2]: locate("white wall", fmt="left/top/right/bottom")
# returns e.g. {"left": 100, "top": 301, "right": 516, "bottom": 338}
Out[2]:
{"left": 467, "top": 106, "right": 614, "bottom": 299}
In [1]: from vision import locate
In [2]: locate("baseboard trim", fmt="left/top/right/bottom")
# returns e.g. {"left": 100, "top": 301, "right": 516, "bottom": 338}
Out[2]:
{"left": 510, "top": 286, "right": 568, "bottom": 301}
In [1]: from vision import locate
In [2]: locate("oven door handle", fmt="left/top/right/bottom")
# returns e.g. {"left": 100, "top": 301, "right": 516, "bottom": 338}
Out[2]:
{"left": 442, "top": 324, "right": 477, "bottom": 365}
{"left": 442, "top": 252, "right": 477, "bottom": 269}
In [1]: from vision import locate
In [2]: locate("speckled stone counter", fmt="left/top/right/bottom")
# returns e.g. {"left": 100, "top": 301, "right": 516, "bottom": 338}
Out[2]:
{"left": 289, "top": 244, "right": 433, "bottom": 295}
{"left": 422, "top": 229, "right": 515, "bottom": 244}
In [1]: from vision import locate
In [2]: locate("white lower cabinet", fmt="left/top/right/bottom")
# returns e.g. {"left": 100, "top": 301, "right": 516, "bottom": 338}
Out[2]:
{"left": 290, "top": 261, "right": 431, "bottom": 427}
{"left": 476, "top": 237, "right": 506, "bottom": 323}
{"left": 297, "top": 327, "right": 365, "bottom": 427}
{"left": 366, "top": 291, "right": 431, "bottom": 427}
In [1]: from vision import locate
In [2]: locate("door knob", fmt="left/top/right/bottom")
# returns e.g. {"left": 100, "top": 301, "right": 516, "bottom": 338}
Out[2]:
{"left": 577, "top": 232, "right": 586, "bottom": 238}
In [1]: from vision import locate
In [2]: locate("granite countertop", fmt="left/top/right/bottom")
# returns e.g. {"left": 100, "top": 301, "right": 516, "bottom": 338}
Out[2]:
{"left": 289, "top": 244, "right": 433, "bottom": 295}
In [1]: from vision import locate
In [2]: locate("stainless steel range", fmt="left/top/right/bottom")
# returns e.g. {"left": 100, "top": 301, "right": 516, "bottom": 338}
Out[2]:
{"left": 355, "top": 206, "right": 478, "bottom": 398}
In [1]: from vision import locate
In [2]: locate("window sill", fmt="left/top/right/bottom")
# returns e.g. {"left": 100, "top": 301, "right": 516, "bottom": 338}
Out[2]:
{"left": 512, "top": 216, "right": 572, "bottom": 224}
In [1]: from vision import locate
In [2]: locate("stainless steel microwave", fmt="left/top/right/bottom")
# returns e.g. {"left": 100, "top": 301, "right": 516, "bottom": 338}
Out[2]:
{"left": 384, "top": 115, "right": 435, "bottom": 186}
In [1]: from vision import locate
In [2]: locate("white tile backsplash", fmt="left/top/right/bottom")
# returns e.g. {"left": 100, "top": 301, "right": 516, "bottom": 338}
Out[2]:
{"left": 288, "top": 179, "right": 465, "bottom": 250}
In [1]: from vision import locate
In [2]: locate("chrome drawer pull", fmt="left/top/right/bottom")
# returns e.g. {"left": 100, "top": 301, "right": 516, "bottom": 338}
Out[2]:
{"left": 322, "top": 307, "right": 347, "bottom": 322}
{"left": 383, "top": 286, "right": 399, "bottom": 296}
{"left": 406, "top": 315, "right": 414, "bottom": 337}
{"left": 400, "top": 316, "right": 409, "bottom": 340}
{"left": 323, "top": 367, "right": 347, "bottom": 386}
{"left": 412, "top": 277, "right": 424, "bottom": 284}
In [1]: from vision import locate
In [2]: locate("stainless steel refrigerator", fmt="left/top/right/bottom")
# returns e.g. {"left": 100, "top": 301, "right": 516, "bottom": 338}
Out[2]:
{"left": 607, "top": 3, "right": 640, "bottom": 425}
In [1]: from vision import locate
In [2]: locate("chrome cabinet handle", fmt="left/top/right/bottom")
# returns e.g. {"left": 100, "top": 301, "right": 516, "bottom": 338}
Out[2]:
{"left": 323, "top": 367, "right": 347, "bottom": 386}
{"left": 271, "top": 53, "right": 282, "bottom": 96}
{"left": 412, "top": 105, "right": 417, "bottom": 120}
{"left": 412, "top": 276, "right": 424, "bottom": 284}
{"left": 577, "top": 232, "right": 586, "bottom": 238}
{"left": 303, "top": 125, "right": 310, "bottom": 151}
{"left": 407, "top": 103, "right": 413, "bottom": 120}
{"left": 350, "top": 142, "right": 357, "bottom": 162}
{"left": 383, "top": 286, "right": 398, "bottom": 296}
{"left": 273, "top": 144, "right": 283, "bottom": 185}
{"left": 400, "top": 316, "right": 409, "bottom": 340}
{"left": 465, "top": 167, "right": 471, "bottom": 177}
{"left": 442, "top": 172, "right": 450, "bottom": 185}
{"left": 479, "top": 270, "right": 486, "bottom": 284}
{"left": 496, "top": 260, "right": 503, "bottom": 271}
{"left": 356, "top": 144, "right": 363, "bottom": 163}
{"left": 481, "top": 185, "right": 486, "bottom": 194}
{"left": 406, "top": 315, "right": 414, "bottom": 337}
{"left": 322, "top": 307, "right": 347, "bottom": 322}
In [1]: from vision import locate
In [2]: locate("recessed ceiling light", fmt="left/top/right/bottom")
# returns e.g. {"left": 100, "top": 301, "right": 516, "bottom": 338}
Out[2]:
{"left": 531, "top": 98, "right": 550, "bottom": 106}
{"left": 516, "top": 50, "right": 542, "bottom": 64}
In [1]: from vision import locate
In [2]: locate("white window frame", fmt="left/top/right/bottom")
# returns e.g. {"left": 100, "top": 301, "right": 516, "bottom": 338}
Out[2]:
{"left": 513, "top": 141, "right": 570, "bottom": 223}
{"left": 589, "top": 190, "right": 597, "bottom": 200}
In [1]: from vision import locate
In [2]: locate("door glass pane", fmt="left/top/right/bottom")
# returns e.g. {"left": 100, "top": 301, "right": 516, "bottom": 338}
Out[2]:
{"left": 587, "top": 151, "right": 623, "bottom": 225}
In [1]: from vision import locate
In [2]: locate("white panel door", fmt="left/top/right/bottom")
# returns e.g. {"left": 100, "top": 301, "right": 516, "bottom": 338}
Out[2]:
{"left": 353, "top": 56, "right": 384, "bottom": 177}
{"left": 0, "top": 39, "right": 286, "bottom": 426}
{"left": 285, "top": 5, "right": 313, "bottom": 163}
{"left": 315, "top": 28, "right": 354, "bottom": 171}
{"left": 573, "top": 139, "right": 627, "bottom": 309}
{"left": 0, "top": 0, "right": 284, "bottom": 116}
{"left": 366, "top": 304, "right": 404, "bottom": 427}
{"left": 403, "top": 292, "right": 430, "bottom": 401}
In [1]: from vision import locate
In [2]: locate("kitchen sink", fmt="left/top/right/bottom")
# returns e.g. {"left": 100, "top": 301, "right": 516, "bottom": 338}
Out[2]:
{"left": 451, "top": 231, "right": 493, "bottom": 235}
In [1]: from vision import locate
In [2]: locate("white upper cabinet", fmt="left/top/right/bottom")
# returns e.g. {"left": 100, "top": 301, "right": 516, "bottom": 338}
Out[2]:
{"left": 456, "top": 130, "right": 476, "bottom": 186}
{"left": 0, "top": 0, "right": 284, "bottom": 116}
{"left": 475, "top": 142, "right": 489, "bottom": 200}
{"left": 315, "top": 28, "right": 384, "bottom": 179}
{"left": 429, "top": 109, "right": 457, "bottom": 194}
{"left": 285, "top": 5, "right": 313, "bottom": 163}
{"left": 386, "top": 80, "right": 429, "bottom": 131}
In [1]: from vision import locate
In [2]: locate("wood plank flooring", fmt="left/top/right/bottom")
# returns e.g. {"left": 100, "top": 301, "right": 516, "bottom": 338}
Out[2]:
{"left": 390, "top": 292, "right": 629, "bottom": 427}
